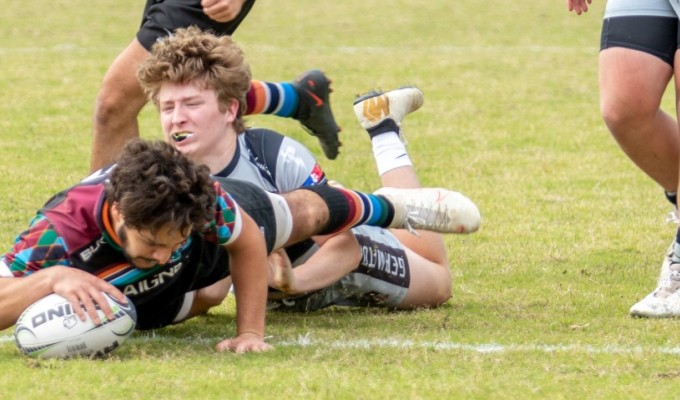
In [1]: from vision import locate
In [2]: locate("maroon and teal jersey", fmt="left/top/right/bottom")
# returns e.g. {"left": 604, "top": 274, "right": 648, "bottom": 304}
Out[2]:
{"left": 0, "top": 165, "right": 243, "bottom": 313}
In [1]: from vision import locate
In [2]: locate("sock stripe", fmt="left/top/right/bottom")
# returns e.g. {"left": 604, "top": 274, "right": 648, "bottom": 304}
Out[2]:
{"left": 263, "top": 82, "right": 280, "bottom": 114}
{"left": 305, "top": 185, "right": 394, "bottom": 235}
{"left": 365, "top": 194, "right": 389, "bottom": 226}
{"left": 269, "top": 83, "right": 286, "bottom": 115}
{"left": 276, "top": 83, "right": 298, "bottom": 117}
{"left": 338, "top": 189, "right": 363, "bottom": 229}
{"left": 245, "top": 81, "right": 268, "bottom": 115}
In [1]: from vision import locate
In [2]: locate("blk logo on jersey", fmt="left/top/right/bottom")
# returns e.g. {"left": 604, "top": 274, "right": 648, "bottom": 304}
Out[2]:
{"left": 80, "top": 237, "right": 108, "bottom": 262}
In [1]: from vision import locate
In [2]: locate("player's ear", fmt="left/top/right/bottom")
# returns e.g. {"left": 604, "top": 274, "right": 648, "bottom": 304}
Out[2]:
{"left": 223, "top": 99, "right": 240, "bottom": 120}
{"left": 110, "top": 202, "right": 124, "bottom": 224}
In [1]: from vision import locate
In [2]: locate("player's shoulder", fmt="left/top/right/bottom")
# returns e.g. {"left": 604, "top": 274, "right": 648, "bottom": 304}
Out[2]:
{"left": 242, "top": 127, "right": 311, "bottom": 152}
{"left": 241, "top": 126, "right": 318, "bottom": 165}
{"left": 242, "top": 127, "right": 285, "bottom": 143}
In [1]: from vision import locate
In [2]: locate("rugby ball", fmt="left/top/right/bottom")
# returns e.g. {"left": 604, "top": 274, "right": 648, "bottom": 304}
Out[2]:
{"left": 14, "top": 292, "right": 137, "bottom": 359}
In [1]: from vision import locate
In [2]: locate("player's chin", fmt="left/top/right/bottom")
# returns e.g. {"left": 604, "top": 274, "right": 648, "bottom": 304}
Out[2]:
{"left": 131, "top": 258, "right": 160, "bottom": 269}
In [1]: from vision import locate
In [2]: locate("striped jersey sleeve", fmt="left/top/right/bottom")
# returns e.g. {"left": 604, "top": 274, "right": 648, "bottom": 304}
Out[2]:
{"left": 203, "top": 181, "right": 243, "bottom": 246}
{"left": 0, "top": 214, "right": 70, "bottom": 277}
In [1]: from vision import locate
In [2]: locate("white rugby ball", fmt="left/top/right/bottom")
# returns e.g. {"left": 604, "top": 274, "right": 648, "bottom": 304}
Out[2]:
{"left": 14, "top": 292, "right": 137, "bottom": 359}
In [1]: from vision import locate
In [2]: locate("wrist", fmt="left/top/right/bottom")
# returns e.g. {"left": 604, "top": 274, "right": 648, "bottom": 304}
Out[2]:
{"left": 237, "top": 329, "right": 263, "bottom": 338}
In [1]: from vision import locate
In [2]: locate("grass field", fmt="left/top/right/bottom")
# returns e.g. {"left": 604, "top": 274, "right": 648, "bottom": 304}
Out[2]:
{"left": 2, "top": 0, "right": 680, "bottom": 398}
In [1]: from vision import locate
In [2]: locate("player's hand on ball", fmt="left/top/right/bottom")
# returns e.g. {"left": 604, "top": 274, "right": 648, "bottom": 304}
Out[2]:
{"left": 47, "top": 266, "right": 126, "bottom": 325}
{"left": 216, "top": 332, "right": 273, "bottom": 353}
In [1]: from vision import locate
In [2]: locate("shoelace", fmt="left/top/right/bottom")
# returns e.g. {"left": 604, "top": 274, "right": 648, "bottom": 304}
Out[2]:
{"left": 404, "top": 205, "right": 451, "bottom": 235}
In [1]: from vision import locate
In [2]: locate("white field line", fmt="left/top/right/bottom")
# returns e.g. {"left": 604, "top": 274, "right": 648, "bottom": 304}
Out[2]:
{"left": 2, "top": 333, "right": 680, "bottom": 355}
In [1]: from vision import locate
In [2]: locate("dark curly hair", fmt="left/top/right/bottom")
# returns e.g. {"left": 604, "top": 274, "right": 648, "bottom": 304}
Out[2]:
{"left": 106, "top": 139, "right": 216, "bottom": 234}
{"left": 137, "top": 26, "right": 252, "bottom": 133}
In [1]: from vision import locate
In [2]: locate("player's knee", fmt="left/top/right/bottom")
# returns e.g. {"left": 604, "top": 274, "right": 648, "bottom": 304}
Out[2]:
{"left": 282, "top": 191, "right": 329, "bottom": 240}
{"left": 431, "top": 280, "right": 452, "bottom": 306}
{"left": 600, "top": 97, "right": 657, "bottom": 134}
{"left": 197, "top": 290, "right": 228, "bottom": 308}
{"left": 93, "top": 86, "right": 144, "bottom": 127}
{"left": 432, "top": 265, "right": 452, "bottom": 305}
{"left": 195, "top": 280, "right": 230, "bottom": 308}
{"left": 439, "top": 283, "right": 452, "bottom": 305}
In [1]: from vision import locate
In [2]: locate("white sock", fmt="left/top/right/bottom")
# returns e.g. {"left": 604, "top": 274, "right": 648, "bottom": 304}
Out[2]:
{"left": 371, "top": 132, "right": 412, "bottom": 176}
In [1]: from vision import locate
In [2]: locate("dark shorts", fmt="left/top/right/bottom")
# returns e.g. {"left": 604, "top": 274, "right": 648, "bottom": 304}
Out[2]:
{"left": 601, "top": 16, "right": 679, "bottom": 66}
{"left": 137, "top": 0, "right": 256, "bottom": 51}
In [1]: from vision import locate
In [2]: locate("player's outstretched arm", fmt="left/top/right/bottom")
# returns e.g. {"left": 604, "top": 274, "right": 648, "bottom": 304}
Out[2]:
{"left": 215, "top": 211, "right": 273, "bottom": 353}
{"left": 0, "top": 267, "right": 124, "bottom": 330}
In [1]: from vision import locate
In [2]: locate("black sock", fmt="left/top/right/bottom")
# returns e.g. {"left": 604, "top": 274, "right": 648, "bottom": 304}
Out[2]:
{"left": 300, "top": 185, "right": 350, "bottom": 235}
{"left": 367, "top": 119, "right": 399, "bottom": 138}
{"left": 665, "top": 191, "right": 677, "bottom": 207}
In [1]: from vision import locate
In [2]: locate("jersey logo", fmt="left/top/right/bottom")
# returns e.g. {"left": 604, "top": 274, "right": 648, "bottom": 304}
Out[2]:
{"left": 79, "top": 237, "right": 108, "bottom": 262}
{"left": 122, "top": 263, "right": 183, "bottom": 297}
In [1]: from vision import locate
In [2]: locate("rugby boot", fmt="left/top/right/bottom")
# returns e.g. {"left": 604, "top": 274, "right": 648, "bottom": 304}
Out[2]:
{"left": 292, "top": 69, "right": 341, "bottom": 160}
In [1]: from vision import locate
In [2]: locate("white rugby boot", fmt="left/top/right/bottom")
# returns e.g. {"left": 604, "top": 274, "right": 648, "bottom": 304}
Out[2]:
{"left": 376, "top": 187, "right": 481, "bottom": 234}
{"left": 353, "top": 86, "right": 424, "bottom": 131}
{"left": 629, "top": 241, "right": 680, "bottom": 317}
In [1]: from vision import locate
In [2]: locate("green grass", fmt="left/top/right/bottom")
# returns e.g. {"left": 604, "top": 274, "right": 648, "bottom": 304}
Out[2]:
{"left": 2, "top": 0, "right": 680, "bottom": 398}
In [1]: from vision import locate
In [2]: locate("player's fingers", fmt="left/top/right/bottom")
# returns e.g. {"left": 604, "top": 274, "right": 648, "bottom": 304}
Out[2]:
{"left": 65, "top": 293, "right": 87, "bottom": 322}
{"left": 98, "top": 280, "right": 127, "bottom": 304}
{"left": 77, "top": 291, "right": 102, "bottom": 325}
{"left": 215, "top": 338, "right": 236, "bottom": 352}
{"left": 566, "top": 0, "right": 586, "bottom": 14}
{"left": 255, "top": 342, "right": 273, "bottom": 352}
{"left": 237, "top": 339, "right": 273, "bottom": 353}
{"left": 89, "top": 289, "right": 115, "bottom": 321}
{"left": 207, "top": 10, "right": 239, "bottom": 23}
{"left": 202, "top": 0, "right": 241, "bottom": 22}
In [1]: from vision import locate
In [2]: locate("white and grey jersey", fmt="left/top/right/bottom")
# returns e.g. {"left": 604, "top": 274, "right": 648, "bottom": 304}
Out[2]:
{"left": 214, "top": 128, "right": 326, "bottom": 193}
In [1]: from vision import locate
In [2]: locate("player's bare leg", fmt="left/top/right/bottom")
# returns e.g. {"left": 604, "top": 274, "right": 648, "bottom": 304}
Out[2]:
{"left": 267, "top": 249, "right": 297, "bottom": 298}
{"left": 91, "top": 39, "right": 151, "bottom": 172}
